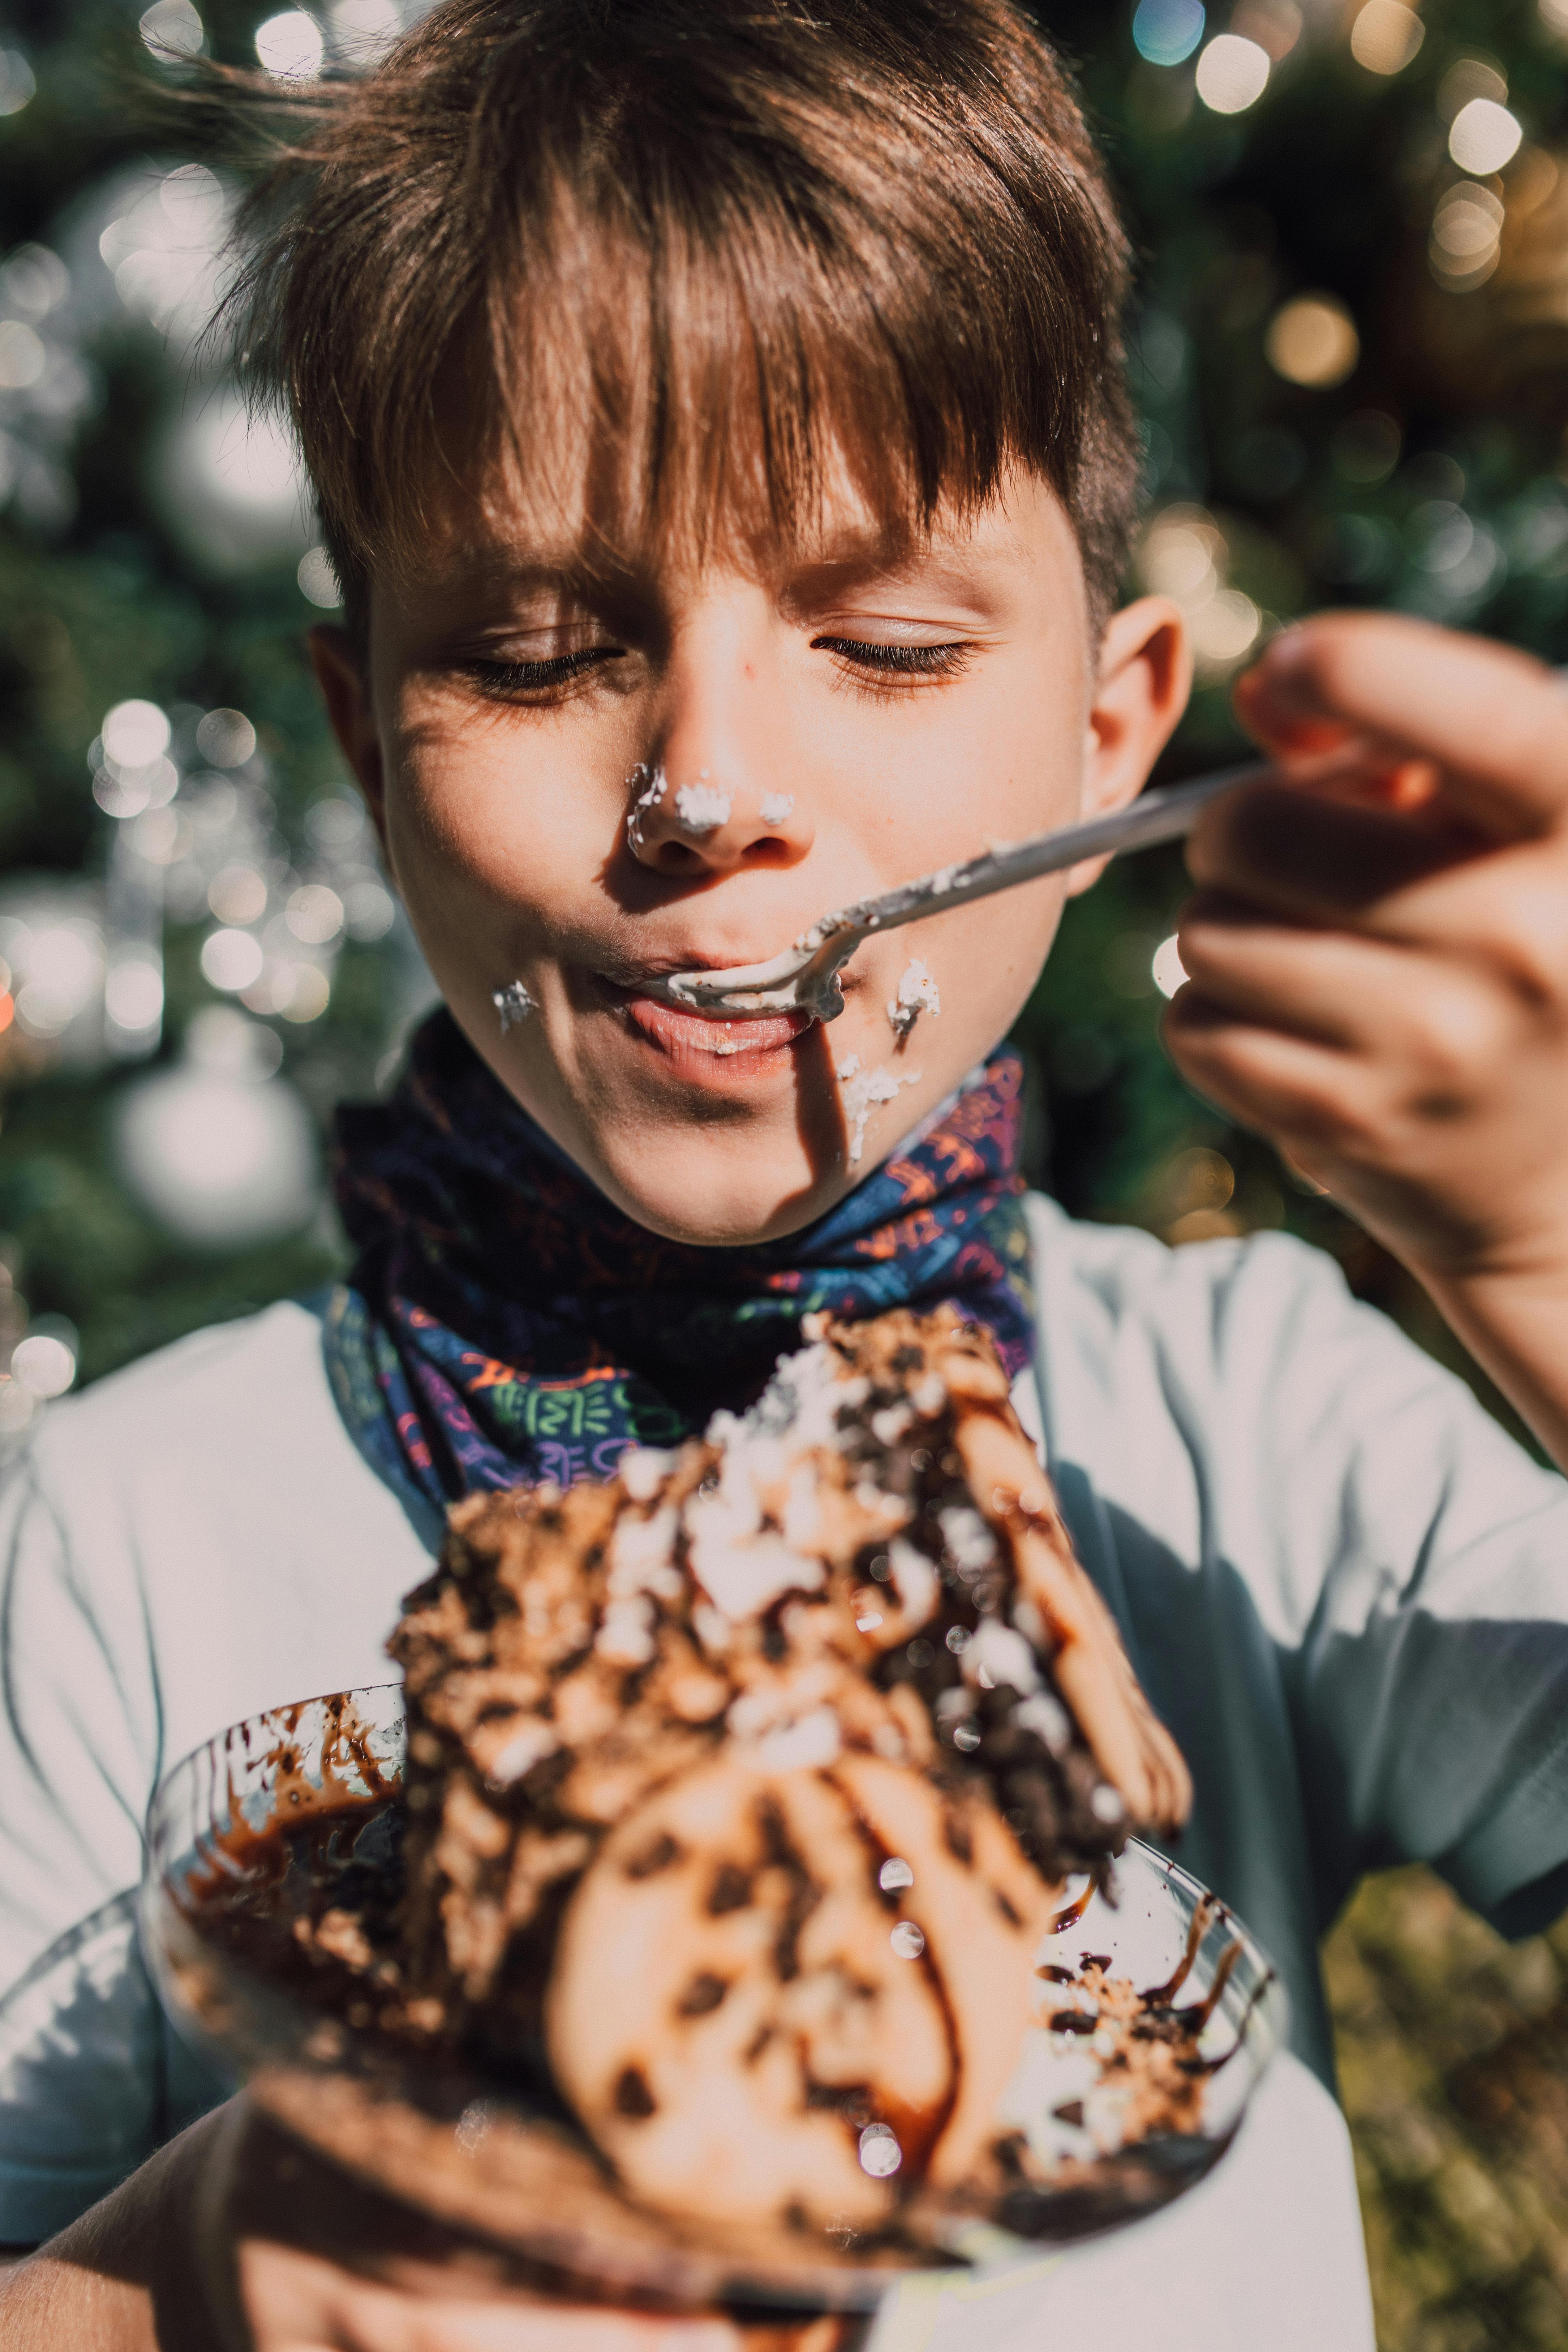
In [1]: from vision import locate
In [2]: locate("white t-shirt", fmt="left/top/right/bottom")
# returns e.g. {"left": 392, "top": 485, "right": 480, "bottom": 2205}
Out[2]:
{"left": 5, "top": 1194, "right": 1568, "bottom": 2347}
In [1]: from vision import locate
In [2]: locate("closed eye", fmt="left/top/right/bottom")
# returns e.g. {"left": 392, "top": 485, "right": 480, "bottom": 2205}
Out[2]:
{"left": 812, "top": 636, "right": 972, "bottom": 684}
{"left": 462, "top": 647, "right": 626, "bottom": 701}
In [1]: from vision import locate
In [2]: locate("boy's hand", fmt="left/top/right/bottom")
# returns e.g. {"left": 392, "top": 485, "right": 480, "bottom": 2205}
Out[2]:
{"left": 202, "top": 2099, "right": 742, "bottom": 2352}
{"left": 1164, "top": 612, "right": 1568, "bottom": 1469}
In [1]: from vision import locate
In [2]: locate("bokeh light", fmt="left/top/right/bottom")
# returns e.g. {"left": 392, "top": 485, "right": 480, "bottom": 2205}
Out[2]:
{"left": 1131, "top": 0, "right": 1205, "bottom": 68}
{"left": 12, "top": 1328, "right": 78, "bottom": 1400}
{"left": 1188, "top": 587, "right": 1262, "bottom": 664}
{"left": 1264, "top": 294, "right": 1359, "bottom": 387}
{"left": 201, "top": 928, "right": 265, "bottom": 993}
{"left": 255, "top": 9, "right": 325, "bottom": 80}
{"left": 1, "top": 904, "right": 107, "bottom": 1057}
{"left": 1152, "top": 936, "right": 1189, "bottom": 998}
{"left": 104, "top": 957, "right": 165, "bottom": 1045}
{"left": 297, "top": 545, "right": 343, "bottom": 607}
{"left": 0, "top": 321, "right": 43, "bottom": 390}
{"left": 139, "top": 0, "right": 205, "bottom": 61}
{"left": 1430, "top": 182, "right": 1505, "bottom": 290}
{"left": 328, "top": 0, "right": 403, "bottom": 61}
{"left": 99, "top": 164, "right": 232, "bottom": 353}
{"left": 208, "top": 864, "right": 269, "bottom": 925}
{"left": 1437, "top": 59, "right": 1508, "bottom": 121}
{"left": 0, "top": 48, "right": 35, "bottom": 117}
{"left": 156, "top": 384, "right": 311, "bottom": 573}
{"left": 115, "top": 1015, "right": 318, "bottom": 1247}
{"left": 1349, "top": 0, "right": 1423, "bottom": 74}
{"left": 1448, "top": 99, "right": 1523, "bottom": 177}
{"left": 1194, "top": 34, "right": 1270, "bottom": 114}
{"left": 196, "top": 708, "right": 258, "bottom": 767}
{"left": 285, "top": 883, "right": 344, "bottom": 946}
{"left": 102, "top": 699, "right": 171, "bottom": 767}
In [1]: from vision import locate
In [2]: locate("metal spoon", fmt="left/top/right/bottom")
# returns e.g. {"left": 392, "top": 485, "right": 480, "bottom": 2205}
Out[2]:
{"left": 645, "top": 758, "right": 1268, "bottom": 1022}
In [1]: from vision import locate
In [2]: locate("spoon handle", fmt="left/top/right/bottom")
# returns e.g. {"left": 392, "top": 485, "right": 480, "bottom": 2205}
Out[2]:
{"left": 845, "top": 759, "right": 1269, "bottom": 941}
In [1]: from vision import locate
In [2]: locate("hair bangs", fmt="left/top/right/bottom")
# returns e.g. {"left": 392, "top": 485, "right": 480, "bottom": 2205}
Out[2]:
{"left": 225, "top": 0, "right": 1141, "bottom": 634}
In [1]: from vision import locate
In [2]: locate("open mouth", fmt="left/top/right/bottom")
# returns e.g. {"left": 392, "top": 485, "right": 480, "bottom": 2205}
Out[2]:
{"left": 596, "top": 977, "right": 813, "bottom": 1065}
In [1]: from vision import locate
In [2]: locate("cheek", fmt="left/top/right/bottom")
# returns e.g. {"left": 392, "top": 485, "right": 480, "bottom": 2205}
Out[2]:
{"left": 382, "top": 725, "right": 607, "bottom": 934}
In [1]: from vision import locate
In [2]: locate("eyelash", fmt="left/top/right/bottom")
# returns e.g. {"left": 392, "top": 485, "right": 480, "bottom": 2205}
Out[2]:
{"left": 465, "top": 648, "right": 623, "bottom": 700}
{"left": 813, "top": 636, "right": 972, "bottom": 684}
{"left": 463, "top": 635, "right": 972, "bottom": 702}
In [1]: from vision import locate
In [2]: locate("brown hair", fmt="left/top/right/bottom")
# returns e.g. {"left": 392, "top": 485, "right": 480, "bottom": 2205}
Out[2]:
{"left": 224, "top": 0, "right": 1141, "bottom": 638}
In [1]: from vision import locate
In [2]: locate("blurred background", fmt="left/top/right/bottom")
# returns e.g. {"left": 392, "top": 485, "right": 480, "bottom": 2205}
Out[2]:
{"left": 0, "top": 0, "right": 1565, "bottom": 2339}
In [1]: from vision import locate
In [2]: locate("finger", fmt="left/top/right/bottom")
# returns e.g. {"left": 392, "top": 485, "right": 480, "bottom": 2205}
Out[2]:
{"left": 1233, "top": 615, "right": 1568, "bottom": 839}
{"left": 1161, "top": 993, "right": 1377, "bottom": 1150}
{"left": 1174, "top": 898, "right": 1398, "bottom": 1049}
{"left": 1173, "top": 895, "right": 1522, "bottom": 1075}
{"left": 1186, "top": 781, "right": 1466, "bottom": 926}
{"left": 239, "top": 2235, "right": 742, "bottom": 2352}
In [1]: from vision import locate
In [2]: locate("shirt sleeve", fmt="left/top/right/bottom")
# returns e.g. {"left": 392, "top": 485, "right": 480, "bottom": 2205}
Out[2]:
{"left": 0, "top": 1451, "right": 216, "bottom": 2243}
{"left": 1036, "top": 1205, "right": 1568, "bottom": 1948}
{"left": 1202, "top": 1234, "right": 1568, "bottom": 1935}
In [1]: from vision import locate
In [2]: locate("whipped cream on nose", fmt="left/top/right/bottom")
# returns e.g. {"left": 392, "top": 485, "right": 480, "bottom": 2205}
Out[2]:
{"left": 673, "top": 781, "right": 733, "bottom": 833}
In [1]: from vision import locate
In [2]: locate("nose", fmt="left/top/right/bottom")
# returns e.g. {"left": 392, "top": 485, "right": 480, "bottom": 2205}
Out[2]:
{"left": 624, "top": 609, "right": 815, "bottom": 877}
{"left": 626, "top": 767, "right": 814, "bottom": 875}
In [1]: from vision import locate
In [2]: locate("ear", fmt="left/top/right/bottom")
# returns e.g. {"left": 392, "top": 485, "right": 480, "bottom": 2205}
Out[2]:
{"left": 1064, "top": 597, "right": 1193, "bottom": 899}
{"left": 308, "top": 625, "right": 389, "bottom": 859}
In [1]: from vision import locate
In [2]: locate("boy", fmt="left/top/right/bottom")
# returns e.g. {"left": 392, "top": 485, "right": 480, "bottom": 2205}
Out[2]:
{"left": 5, "top": 0, "right": 1568, "bottom": 2343}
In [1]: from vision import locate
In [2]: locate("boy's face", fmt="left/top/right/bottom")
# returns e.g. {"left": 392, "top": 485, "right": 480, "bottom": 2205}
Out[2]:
{"left": 314, "top": 463, "right": 1187, "bottom": 1244}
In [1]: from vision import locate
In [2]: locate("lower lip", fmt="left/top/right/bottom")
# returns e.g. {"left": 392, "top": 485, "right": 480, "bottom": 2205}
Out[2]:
{"left": 612, "top": 989, "right": 812, "bottom": 1069}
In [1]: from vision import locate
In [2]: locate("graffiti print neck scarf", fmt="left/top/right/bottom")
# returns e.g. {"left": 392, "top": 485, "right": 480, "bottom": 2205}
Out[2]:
{"left": 325, "top": 1009, "right": 1034, "bottom": 1509}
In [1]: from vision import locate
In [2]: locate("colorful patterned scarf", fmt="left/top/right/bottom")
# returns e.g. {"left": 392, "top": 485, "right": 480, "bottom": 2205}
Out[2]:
{"left": 325, "top": 1009, "right": 1034, "bottom": 1509}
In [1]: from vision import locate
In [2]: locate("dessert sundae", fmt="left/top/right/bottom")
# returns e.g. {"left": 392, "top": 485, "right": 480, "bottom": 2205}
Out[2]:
{"left": 386, "top": 1306, "right": 1194, "bottom": 2232}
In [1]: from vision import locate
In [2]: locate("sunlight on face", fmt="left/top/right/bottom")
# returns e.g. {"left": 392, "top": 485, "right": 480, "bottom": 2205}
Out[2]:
{"left": 316, "top": 466, "right": 1185, "bottom": 1245}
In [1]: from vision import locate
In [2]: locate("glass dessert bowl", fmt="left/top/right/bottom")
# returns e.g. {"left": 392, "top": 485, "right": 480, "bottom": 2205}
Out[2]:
{"left": 141, "top": 1684, "right": 1289, "bottom": 2312}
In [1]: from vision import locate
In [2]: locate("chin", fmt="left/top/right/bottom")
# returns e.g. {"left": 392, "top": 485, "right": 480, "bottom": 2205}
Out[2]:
{"left": 589, "top": 1135, "right": 847, "bottom": 1248}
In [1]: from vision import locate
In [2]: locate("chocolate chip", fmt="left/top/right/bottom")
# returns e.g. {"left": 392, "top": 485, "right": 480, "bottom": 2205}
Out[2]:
{"left": 1053, "top": 2100, "right": 1085, "bottom": 2127}
{"left": 707, "top": 1862, "right": 752, "bottom": 1914}
{"left": 614, "top": 2065, "right": 656, "bottom": 2117}
{"left": 676, "top": 1972, "right": 728, "bottom": 2017}
{"left": 624, "top": 1832, "right": 683, "bottom": 1881}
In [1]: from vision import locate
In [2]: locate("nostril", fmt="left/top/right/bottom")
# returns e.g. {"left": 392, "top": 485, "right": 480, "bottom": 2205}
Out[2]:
{"left": 740, "top": 837, "right": 791, "bottom": 867}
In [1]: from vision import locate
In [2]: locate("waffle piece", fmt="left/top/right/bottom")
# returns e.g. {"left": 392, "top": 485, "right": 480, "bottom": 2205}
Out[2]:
{"left": 390, "top": 1306, "right": 1191, "bottom": 2226}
